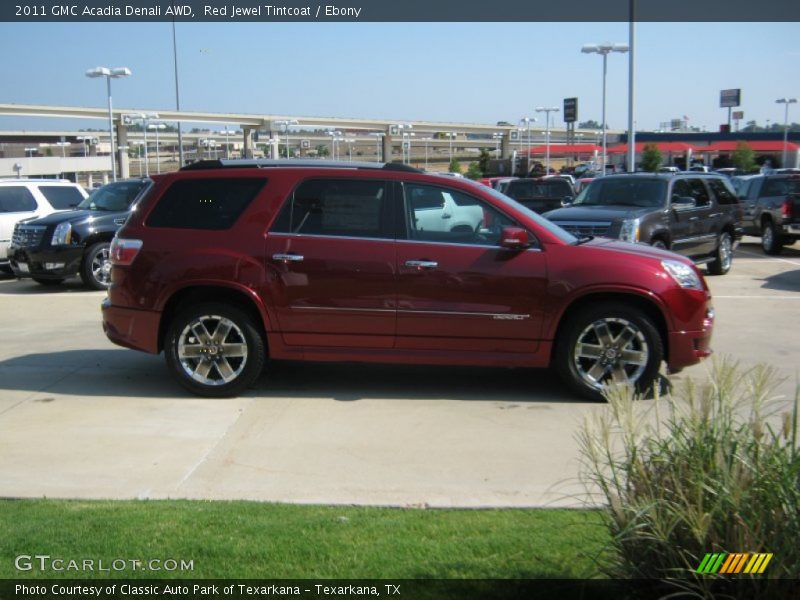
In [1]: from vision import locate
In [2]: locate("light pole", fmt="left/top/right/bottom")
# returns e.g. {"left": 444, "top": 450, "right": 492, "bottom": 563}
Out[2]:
{"left": 422, "top": 138, "right": 432, "bottom": 170}
{"left": 76, "top": 136, "right": 91, "bottom": 157}
{"left": 369, "top": 132, "right": 383, "bottom": 162}
{"left": 327, "top": 130, "right": 342, "bottom": 160}
{"left": 274, "top": 119, "right": 299, "bottom": 159}
{"left": 519, "top": 118, "right": 535, "bottom": 174}
{"left": 125, "top": 113, "right": 158, "bottom": 177}
{"left": 25, "top": 147, "right": 37, "bottom": 158}
{"left": 492, "top": 132, "right": 503, "bottom": 158}
{"left": 148, "top": 123, "right": 166, "bottom": 173}
{"left": 445, "top": 132, "right": 458, "bottom": 162}
{"left": 85, "top": 66, "right": 131, "bottom": 181}
{"left": 581, "top": 43, "right": 629, "bottom": 174}
{"left": 535, "top": 107, "right": 559, "bottom": 174}
{"left": 776, "top": 97, "right": 797, "bottom": 167}
{"left": 220, "top": 126, "right": 231, "bottom": 159}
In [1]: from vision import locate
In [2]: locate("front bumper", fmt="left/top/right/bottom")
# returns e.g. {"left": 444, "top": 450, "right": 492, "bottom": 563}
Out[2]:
{"left": 102, "top": 298, "right": 161, "bottom": 354}
{"left": 8, "top": 244, "right": 84, "bottom": 279}
{"left": 667, "top": 305, "right": 715, "bottom": 372}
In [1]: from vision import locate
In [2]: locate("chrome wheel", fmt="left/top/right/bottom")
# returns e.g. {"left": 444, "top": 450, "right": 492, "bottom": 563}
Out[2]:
{"left": 719, "top": 234, "right": 732, "bottom": 271}
{"left": 651, "top": 239, "right": 668, "bottom": 250}
{"left": 572, "top": 317, "right": 649, "bottom": 390}
{"left": 177, "top": 314, "right": 248, "bottom": 386}
{"left": 91, "top": 247, "right": 112, "bottom": 286}
{"left": 762, "top": 223, "right": 773, "bottom": 252}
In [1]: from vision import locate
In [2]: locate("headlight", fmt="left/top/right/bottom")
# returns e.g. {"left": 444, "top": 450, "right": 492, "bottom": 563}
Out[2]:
{"left": 51, "top": 222, "right": 72, "bottom": 246}
{"left": 662, "top": 259, "right": 703, "bottom": 290}
{"left": 619, "top": 218, "right": 640, "bottom": 243}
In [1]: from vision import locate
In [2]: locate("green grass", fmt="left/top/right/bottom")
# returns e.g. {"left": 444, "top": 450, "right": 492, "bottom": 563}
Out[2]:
{"left": 0, "top": 500, "right": 611, "bottom": 579}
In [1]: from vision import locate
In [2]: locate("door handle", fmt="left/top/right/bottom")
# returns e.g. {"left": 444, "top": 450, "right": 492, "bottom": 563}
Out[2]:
{"left": 441, "top": 213, "right": 452, "bottom": 219}
{"left": 405, "top": 260, "right": 438, "bottom": 270}
{"left": 272, "top": 253, "right": 304, "bottom": 263}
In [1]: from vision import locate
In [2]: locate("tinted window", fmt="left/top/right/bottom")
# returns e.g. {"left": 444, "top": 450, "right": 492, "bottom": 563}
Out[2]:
{"left": 271, "top": 179, "right": 391, "bottom": 239}
{"left": 147, "top": 178, "right": 265, "bottom": 230}
{"left": 39, "top": 185, "right": 84, "bottom": 209}
{"left": 507, "top": 179, "right": 572, "bottom": 199}
{"left": 575, "top": 178, "right": 666, "bottom": 208}
{"left": 686, "top": 179, "right": 710, "bottom": 207}
{"left": 78, "top": 180, "right": 148, "bottom": 212}
{"left": 404, "top": 183, "right": 515, "bottom": 246}
{"left": 0, "top": 187, "right": 37, "bottom": 213}
{"left": 761, "top": 178, "right": 800, "bottom": 197}
{"left": 706, "top": 178, "right": 738, "bottom": 205}
{"left": 671, "top": 179, "right": 692, "bottom": 201}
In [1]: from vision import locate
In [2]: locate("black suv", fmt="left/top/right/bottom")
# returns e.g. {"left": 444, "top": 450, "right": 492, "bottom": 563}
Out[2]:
{"left": 735, "top": 174, "right": 800, "bottom": 254}
{"left": 543, "top": 173, "right": 743, "bottom": 275}
{"left": 504, "top": 177, "right": 575, "bottom": 214}
{"left": 9, "top": 179, "right": 151, "bottom": 289}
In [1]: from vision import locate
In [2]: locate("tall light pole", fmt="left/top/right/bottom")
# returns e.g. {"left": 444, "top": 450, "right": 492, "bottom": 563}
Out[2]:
{"left": 627, "top": 2, "right": 636, "bottom": 173}
{"left": 581, "top": 43, "right": 629, "bottom": 174}
{"left": 519, "top": 118, "right": 535, "bottom": 174}
{"left": 148, "top": 123, "right": 166, "bottom": 173}
{"left": 776, "top": 98, "right": 797, "bottom": 167}
{"left": 25, "top": 147, "right": 37, "bottom": 158}
{"left": 171, "top": 13, "right": 185, "bottom": 167}
{"left": 275, "top": 119, "right": 299, "bottom": 159}
{"left": 535, "top": 107, "right": 559, "bottom": 174}
{"left": 492, "top": 132, "right": 503, "bottom": 158}
{"left": 85, "top": 66, "right": 131, "bottom": 181}
{"left": 76, "top": 136, "right": 90, "bottom": 157}
{"left": 369, "top": 132, "right": 383, "bottom": 162}
{"left": 125, "top": 113, "right": 158, "bottom": 177}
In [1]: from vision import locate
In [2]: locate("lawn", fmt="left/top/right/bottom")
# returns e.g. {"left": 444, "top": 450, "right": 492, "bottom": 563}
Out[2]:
{"left": 0, "top": 500, "right": 611, "bottom": 579}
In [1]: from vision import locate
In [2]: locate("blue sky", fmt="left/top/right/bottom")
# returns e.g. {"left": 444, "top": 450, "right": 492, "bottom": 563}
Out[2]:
{"left": 0, "top": 21, "right": 798, "bottom": 132}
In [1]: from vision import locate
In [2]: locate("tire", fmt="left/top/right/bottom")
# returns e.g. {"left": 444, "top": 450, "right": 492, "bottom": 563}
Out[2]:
{"left": 165, "top": 302, "right": 266, "bottom": 397}
{"left": 554, "top": 303, "right": 664, "bottom": 401}
{"left": 761, "top": 220, "right": 784, "bottom": 255}
{"left": 650, "top": 238, "right": 668, "bottom": 250}
{"left": 707, "top": 231, "right": 733, "bottom": 275}
{"left": 80, "top": 242, "right": 112, "bottom": 290}
{"left": 33, "top": 277, "right": 64, "bottom": 286}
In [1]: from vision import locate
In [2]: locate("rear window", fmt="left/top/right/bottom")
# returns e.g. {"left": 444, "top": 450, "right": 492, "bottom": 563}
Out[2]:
{"left": 0, "top": 187, "right": 37, "bottom": 213}
{"left": 507, "top": 180, "right": 571, "bottom": 199}
{"left": 39, "top": 185, "right": 84, "bottom": 209}
{"left": 146, "top": 178, "right": 265, "bottom": 230}
{"left": 760, "top": 177, "right": 800, "bottom": 197}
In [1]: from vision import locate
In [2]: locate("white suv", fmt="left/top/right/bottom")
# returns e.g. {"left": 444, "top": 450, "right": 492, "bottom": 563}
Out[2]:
{"left": 0, "top": 179, "right": 87, "bottom": 272}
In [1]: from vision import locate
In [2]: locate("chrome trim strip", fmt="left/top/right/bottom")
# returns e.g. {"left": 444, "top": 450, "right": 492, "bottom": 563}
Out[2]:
{"left": 288, "top": 305, "right": 531, "bottom": 320}
{"left": 290, "top": 306, "right": 395, "bottom": 313}
{"left": 671, "top": 233, "right": 718, "bottom": 246}
{"left": 268, "top": 232, "right": 543, "bottom": 252}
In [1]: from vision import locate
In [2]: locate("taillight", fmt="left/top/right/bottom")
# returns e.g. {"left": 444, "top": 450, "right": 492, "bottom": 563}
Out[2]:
{"left": 782, "top": 199, "right": 792, "bottom": 219}
{"left": 110, "top": 238, "right": 143, "bottom": 266}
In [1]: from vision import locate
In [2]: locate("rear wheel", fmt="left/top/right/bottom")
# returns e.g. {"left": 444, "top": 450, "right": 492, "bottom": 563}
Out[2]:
{"left": 80, "top": 242, "right": 112, "bottom": 290}
{"left": 650, "top": 238, "right": 668, "bottom": 250}
{"left": 707, "top": 231, "right": 733, "bottom": 275}
{"left": 761, "top": 220, "right": 784, "bottom": 255}
{"left": 555, "top": 303, "right": 664, "bottom": 401}
{"left": 165, "top": 302, "right": 266, "bottom": 397}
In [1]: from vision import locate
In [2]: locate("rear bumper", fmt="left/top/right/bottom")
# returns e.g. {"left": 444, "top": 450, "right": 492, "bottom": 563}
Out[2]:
{"left": 101, "top": 298, "right": 160, "bottom": 354}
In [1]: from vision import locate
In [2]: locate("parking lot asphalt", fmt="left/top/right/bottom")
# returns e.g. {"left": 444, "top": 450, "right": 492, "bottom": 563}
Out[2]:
{"left": 0, "top": 238, "right": 798, "bottom": 507}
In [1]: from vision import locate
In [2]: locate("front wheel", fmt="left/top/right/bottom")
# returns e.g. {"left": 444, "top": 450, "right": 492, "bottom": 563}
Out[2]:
{"left": 80, "top": 242, "right": 112, "bottom": 290}
{"left": 707, "top": 232, "right": 733, "bottom": 275}
{"left": 555, "top": 303, "right": 664, "bottom": 401}
{"left": 761, "top": 220, "right": 784, "bottom": 255}
{"left": 165, "top": 303, "right": 266, "bottom": 397}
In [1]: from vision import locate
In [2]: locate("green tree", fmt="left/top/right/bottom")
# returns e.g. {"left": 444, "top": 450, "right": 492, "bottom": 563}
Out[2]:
{"left": 477, "top": 149, "right": 491, "bottom": 175}
{"left": 640, "top": 144, "right": 662, "bottom": 172}
{"left": 465, "top": 162, "right": 482, "bottom": 180}
{"left": 732, "top": 142, "right": 756, "bottom": 172}
{"left": 448, "top": 158, "right": 462, "bottom": 174}
{"left": 578, "top": 120, "right": 601, "bottom": 129}
{"left": 315, "top": 144, "right": 330, "bottom": 158}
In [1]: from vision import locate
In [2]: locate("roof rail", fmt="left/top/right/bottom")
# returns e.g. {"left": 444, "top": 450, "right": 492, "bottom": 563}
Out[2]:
{"left": 180, "top": 159, "right": 424, "bottom": 173}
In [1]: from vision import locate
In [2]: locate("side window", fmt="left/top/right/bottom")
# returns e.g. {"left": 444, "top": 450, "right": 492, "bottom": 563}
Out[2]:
{"left": 707, "top": 178, "right": 738, "bottom": 205}
{"left": 403, "top": 183, "right": 516, "bottom": 246}
{"left": 38, "top": 186, "right": 85, "bottom": 209}
{"left": 146, "top": 178, "right": 265, "bottom": 230}
{"left": 760, "top": 178, "right": 788, "bottom": 197}
{"left": 671, "top": 180, "right": 692, "bottom": 202}
{"left": 0, "top": 187, "right": 38, "bottom": 213}
{"left": 270, "top": 179, "right": 392, "bottom": 239}
{"left": 686, "top": 179, "right": 710, "bottom": 207}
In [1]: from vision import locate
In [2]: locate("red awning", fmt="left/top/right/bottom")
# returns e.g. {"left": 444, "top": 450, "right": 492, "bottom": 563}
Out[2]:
{"left": 607, "top": 142, "right": 701, "bottom": 154}
{"left": 698, "top": 141, "right": 800, "bottom": 153}
{"left": 519, "top": 143, "right": 601, "bottom": 156}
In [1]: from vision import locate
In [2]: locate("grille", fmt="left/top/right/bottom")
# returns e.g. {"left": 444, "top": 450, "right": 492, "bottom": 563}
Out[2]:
{"left": 551, "top": 221, "right": 612, "bottom": 237}
{"left": 12, "top": 224, "right": 46, "bottom": 247}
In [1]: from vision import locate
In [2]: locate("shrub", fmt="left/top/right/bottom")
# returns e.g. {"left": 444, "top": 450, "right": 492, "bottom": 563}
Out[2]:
{"left": 448, "top": 158, "right": 462, "bottom": 174}
{"left": 579, "top": 357, "right": 799, "bottom": 598}
{"left": 465, "top": 162, "right": 482, "bottom": 180}
{"left": 733, "top": 142, "right": 757, "bottom": 173}
{"left": 640, "top": 144, "right": 663, "bottom": 172}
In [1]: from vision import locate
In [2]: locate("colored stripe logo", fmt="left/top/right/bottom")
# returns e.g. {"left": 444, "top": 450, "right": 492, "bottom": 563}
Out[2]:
{"left": 697, "top": 552, "right": 773, "bottom": 574}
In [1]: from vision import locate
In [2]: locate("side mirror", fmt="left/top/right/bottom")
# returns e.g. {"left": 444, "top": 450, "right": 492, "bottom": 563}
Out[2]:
{"left": 499, "top": 226, "right": 530, "bottom": 250}
{"left": 561, "top": 196, "right": 574, "bottom": 207}
{"left": 672, "top": 196, "right": 696, "bottom": 211}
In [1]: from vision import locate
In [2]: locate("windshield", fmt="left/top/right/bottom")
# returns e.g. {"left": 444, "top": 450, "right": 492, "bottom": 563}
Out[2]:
{"left": 480, "top": 185, "right": 578, "bottom": 245}
{"left": 574, "top": 178, "right": 667, "bottom": 208}
{"left": 77, "top": 180, "right": 147, "bottom": 211}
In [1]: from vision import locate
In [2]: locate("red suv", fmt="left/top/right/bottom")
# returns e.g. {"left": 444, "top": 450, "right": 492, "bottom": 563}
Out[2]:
{"left": 102, "top": 160, "right": 714, "bottom": 400}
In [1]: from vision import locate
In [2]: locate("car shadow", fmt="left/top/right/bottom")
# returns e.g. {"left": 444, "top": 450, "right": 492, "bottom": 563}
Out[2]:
{"left": 0, "top": 276, "right": 98, "bottom": 294}
{"left": 0, "top": 350, "right": 586, "bottom": 403}
{"left": 758, "top": 268, "right": 800, "bottom": 292}
{"left": 736, "top": 240, "right": 800, "bottom": 259}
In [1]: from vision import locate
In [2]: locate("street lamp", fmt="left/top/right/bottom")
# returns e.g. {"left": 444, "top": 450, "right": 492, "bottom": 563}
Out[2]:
{"left": 76, "top": 136, "right": 92, "bottom": 157}
{"left": 85, "top": 66, "right": 131, "bottom": 181}
{"left": 369, "top": 132, "right": 384, "bottom": 162}
{"left": 776, "top": 97, "right": 797, "bottom": 167}
{"left": 327, "top": 130, "right": 342, "bottom": 159}
{"left": 397, "top": 124, "right": 413, "bottom": 163}
{"left": 148, "top": 123, "right": 167, "bottom": 173}
{"left": 219, "top": 126, "right": 231, "bottom": 159}
{"left": 519, "top": 118, "right": 535, "bottom": 174}
{"left": 535, "top": 107, "right": 559, "bottom": 174}
{"left": 492, "top": 132, "right": 503, "bottom": 158}
{"left": 125, "top": 113, "right": 159, "bottom": 177}
{"left": 25, "top": 147, "right": 37, "bottom": 158}
{"left": 581, "top": 43, "right": 629, "bottom": 174}
{"left": 274, "top": 119, "right": 299, "bottom": 159}
{"left": 444, "top": 131, "right": 458, "bottom": 162}
{"left": 342, "top": 138, "right": 355, "bottom": 162}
